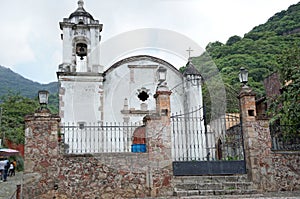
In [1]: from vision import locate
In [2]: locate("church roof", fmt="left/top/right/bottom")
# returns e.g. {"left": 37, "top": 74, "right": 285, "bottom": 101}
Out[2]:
{"left": 183, "top": 60, "right": 201, "bottom": 76}
{"left": 105, "top": 55, "right": 181, "bottom": 76}
{"left": 69, "top": 0, "right": 94, "bottom": 20}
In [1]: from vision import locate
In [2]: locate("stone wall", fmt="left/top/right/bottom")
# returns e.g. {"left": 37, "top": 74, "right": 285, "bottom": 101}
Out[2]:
{"left": 247, "top": 120, "right": 300, "bottom": 192}
{"left": 23, "top": 113, "right": 173, "bottom": 199}
{"left": 24, "top": 84, "right": 300, "bottom": 198}
{"left": 239, "top": 86, "right": 300, "bottom": 192}
{"left": 56, "top": 153, "right": 150, "bottom": 199}
{"left": 23, "top": 85, "right": 173, "bottom": 199}
{"left": 23, "top": 109, "right": 61, "bottom": 198}
{"left": 263, "top": 73, "right": 281, "bottom": 102}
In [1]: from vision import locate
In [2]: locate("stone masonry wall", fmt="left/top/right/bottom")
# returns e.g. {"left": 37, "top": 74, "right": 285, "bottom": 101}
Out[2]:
{"left": 23, "top": 86, "right": 173, "bottom": 199}
{"left": 240, "top": 86, "right": 300, "bottom": 192}
{"left": 23, "top": 110, "right": 61, "bottom": 198}
{"left": 23, "top": 113, "right": 173, "bottom": 199}
{"left": 56, "top": 153, "right": 150, "bottom": 199}
{"left": 144, "top": 114, "right": 173, "bottom": 197}
{"left": 248, "top": 119, "right": 300, "bottom": 192}
{"left": 24, "top": 85, "right": 300, "bottom": 198}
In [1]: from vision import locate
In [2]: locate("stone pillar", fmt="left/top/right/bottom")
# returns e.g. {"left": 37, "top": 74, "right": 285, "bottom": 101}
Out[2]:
{"left": 23, "top": 108, "right": 61, "bottom": 198}
{"left": 144, "top": 83, "right": 173, "bottom": 197}
{"left": 239, "top": 86, "right": 256, "bottom": 122}
{"left": 154, "top": 83, "right": 172, "bottom": 122}
{"left": 239, "top": 86, "right": 259, "bottom": 184}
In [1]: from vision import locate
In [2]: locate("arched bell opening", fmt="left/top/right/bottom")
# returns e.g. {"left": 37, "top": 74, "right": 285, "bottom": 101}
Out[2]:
{"left": 76, "top": 43, "right": 87, "bottom": 60}
{"left": 74, "top": 42, "right": 88, "bottom": 72}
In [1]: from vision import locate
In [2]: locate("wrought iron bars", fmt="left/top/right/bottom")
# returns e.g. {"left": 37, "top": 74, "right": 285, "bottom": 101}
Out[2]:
{"left": 270, "top": 123, "right": 300, "bottom": 151}
{"left": 171, "top": 107, "right": 245, "bottom": 161}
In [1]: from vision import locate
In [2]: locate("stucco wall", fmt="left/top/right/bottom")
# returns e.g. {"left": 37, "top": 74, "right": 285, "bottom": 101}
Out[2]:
{"left": 58, "top": 74, "right": 103, "bottom": 124}
{"left": 103, "top": 58, "right": 184, "bottom": 123}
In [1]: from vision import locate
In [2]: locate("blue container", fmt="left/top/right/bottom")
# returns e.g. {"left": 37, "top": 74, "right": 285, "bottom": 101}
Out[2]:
{"left": 131, "top": 144, "right": 147, "bottom": 153}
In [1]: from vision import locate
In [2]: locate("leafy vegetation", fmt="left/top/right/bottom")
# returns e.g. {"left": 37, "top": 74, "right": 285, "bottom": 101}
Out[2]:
{"left": 192, "top": 2, "right": 300, "bottom": 114}
{"left": 0, "top": 66, "right": 59, "bottom": 145}
{"left": 0, "top": 93, "right": 39, "bottom": 144}
{"left": 0, "top": 65, "right": 59, "bottom": 113}
{"left": 269, "top": 46, "right": 300, "bottom": 128}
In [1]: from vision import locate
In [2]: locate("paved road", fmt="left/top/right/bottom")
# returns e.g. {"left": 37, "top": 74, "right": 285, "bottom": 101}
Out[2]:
{"left": 0, "top": 172, "right": 299, "bottom": 199}
{"left": 0, "top": 172, "right": 23, "bottom": 199}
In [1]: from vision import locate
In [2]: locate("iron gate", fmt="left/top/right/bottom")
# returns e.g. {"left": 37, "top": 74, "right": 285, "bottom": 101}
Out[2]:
{"left": 171, "top": 107, "right": 246, "bottom": 175}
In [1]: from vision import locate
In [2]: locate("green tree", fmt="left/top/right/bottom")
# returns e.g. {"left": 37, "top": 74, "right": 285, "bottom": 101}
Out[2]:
{"left": 48, "top": 93, "right": 59, "bottom": 114}
{"left": 0, "top": 92, "right": 39, "bottom": 144}
{"left": 269, "top": 46, "right": 300, "bottom": 129}
{"left": 226, "top": 35, "right": 242, "bottom": 46}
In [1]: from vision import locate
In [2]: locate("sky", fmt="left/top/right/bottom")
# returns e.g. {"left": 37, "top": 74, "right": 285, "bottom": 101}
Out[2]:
{"left": 0, "top": 0, "right": 299, "bottom": 84}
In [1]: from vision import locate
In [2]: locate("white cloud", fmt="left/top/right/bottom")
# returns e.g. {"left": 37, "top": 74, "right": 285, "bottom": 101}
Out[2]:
{"left": 0, "top": 19, "right": 35, "bottom": 67}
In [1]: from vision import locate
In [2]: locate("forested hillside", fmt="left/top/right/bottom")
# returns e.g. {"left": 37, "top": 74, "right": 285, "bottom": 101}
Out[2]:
{"left": 0, "top": 66, "right": 59, "bottom": 144}
{"left": 0, "top": 65, "right": 59, "bottom": 112}
{"left": 0, "top": 65, "right": 58, "bottom": 98}
{"left": 192, "top": 2, "right": 300, "bottom": 112}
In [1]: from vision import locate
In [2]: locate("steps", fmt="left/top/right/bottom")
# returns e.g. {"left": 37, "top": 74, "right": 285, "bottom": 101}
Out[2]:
{"left": 173, "top": 175, "right": 258, "bottom": 197}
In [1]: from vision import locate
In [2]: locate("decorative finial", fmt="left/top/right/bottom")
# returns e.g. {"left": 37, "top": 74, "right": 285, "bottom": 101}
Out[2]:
{"left": 78, "top": 0, "right": 84, "bottom": 8}
{"left": 186, "top": 47, "right": 193, "bottom": 60}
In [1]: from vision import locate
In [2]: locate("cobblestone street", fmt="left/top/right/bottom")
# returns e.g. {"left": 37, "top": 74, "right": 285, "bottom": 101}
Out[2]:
{"left": 0, "top": 172, "right": 22, "bottom": 199}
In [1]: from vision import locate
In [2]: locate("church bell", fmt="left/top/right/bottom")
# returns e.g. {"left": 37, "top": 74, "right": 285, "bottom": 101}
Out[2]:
{"left": 76, "top": 43, "right": 87, "bottom": 60}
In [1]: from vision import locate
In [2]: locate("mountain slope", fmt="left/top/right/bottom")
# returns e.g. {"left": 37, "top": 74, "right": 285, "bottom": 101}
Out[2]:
{"left": 0, "top": 65, "right": 58, "bottom": 98}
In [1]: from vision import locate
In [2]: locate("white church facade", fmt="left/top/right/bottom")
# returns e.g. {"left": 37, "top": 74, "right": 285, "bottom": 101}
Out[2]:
{"left": 57, "top": 0, "right": 209, "bottom": 160}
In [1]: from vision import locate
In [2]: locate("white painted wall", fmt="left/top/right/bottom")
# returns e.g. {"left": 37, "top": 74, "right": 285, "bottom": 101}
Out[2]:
{"left": 103, "top": 58, "right": 184, "bottom": 123}
{"left": 59, "top": 75, "right": 103, "bottom": 124}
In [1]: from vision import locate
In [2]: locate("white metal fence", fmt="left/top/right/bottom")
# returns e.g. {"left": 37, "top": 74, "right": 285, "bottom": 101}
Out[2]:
{"left": 60, "top": 122, "right": 143, "bottom": 154}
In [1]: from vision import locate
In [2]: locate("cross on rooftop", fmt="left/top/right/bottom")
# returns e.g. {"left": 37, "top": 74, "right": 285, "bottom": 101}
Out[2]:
{"left": 186, "top": 47, "right": 193, "bottom": 60}
{"left": 78, "top": 0, "right": 84, "bottom": 8}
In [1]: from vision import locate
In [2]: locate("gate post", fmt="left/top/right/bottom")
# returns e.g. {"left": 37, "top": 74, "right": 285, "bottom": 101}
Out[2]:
{"left": 23, "top": 107, "right": 61, "bottom": 198}
{"left": 144, "top": 82, "right": 173, "bottom": 197}
{"left": 239, "top": 85, "right": 259, "bottom": 183}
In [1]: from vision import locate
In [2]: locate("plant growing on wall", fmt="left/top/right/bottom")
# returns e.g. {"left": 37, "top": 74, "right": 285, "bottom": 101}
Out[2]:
{"left": 269, "top": 45, "right": 300, "bottom": 134}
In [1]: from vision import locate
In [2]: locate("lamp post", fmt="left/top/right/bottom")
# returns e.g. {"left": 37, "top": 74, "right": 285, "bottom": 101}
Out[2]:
{"left": 38, "top": 90, "right": 49, "bottom": 109}
{"left": 238, "top": 67, "right": 252, "bottom": 174}
{"left": 239, "top": 67, "right": 248, "bottom": 87}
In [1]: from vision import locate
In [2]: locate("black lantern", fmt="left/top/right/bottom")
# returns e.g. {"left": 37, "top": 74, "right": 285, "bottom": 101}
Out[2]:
{"left": 38, "top": 90, "right": 49, "bottom": 106}
{"left": 157, "top": 66, "right": 167, "bottom": 83}
{"left": 239, "top": 67, "right": 248, "bottom": 86}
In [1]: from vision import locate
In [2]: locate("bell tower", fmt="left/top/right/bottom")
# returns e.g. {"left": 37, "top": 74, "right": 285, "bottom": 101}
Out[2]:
{"left": 57, "top": 0, "right": 104, "bottom": 125}
{"left": 58, "top": 0, "right": 102, "bottom": 72}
